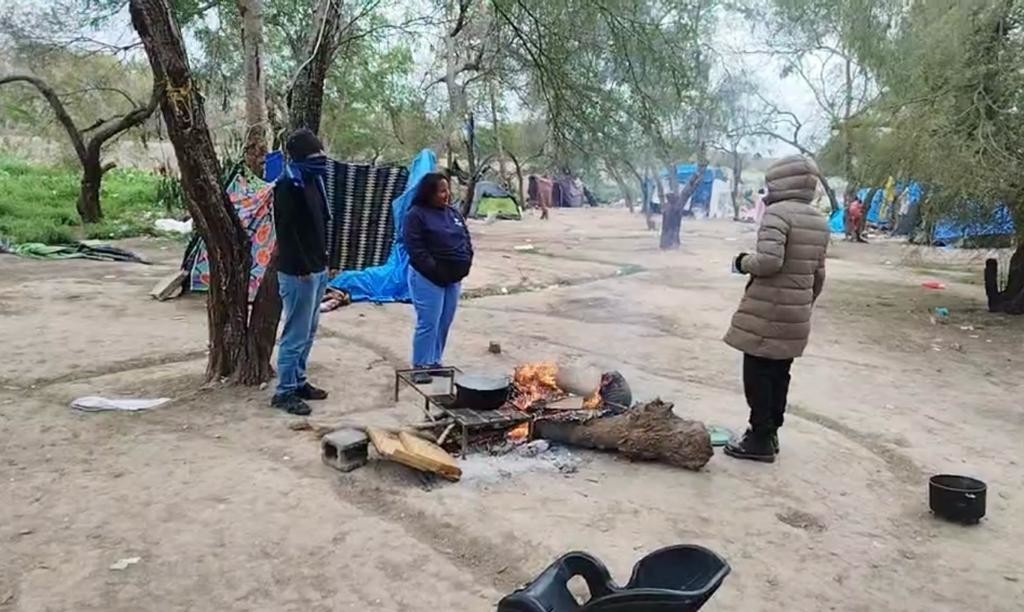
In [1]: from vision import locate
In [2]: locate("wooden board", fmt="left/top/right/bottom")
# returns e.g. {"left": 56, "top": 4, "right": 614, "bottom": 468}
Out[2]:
{"left": 367, "top": 427, "right": 462, "bottom": 481}
{"left": 150, "top": 269, "right": 187, "bottom": 301}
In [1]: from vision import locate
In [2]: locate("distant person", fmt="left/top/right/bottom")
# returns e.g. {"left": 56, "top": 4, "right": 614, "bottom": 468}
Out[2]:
{"left": 754, "top": 188, "right": 767, "bottom": 224}
{"left": 844, "top": 191, "right": 867, "bottom": 242}
{"left": 723, "top": 155, "right": 830, "bottom": 462}
{"left": 404, "top": 173, "right": 474, "bottom": 384}
{"left": 271, "top": 128, "right": 331, "bottom": 416}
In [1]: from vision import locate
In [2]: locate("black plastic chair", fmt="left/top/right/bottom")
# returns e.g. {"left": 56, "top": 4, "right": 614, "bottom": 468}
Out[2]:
{"left": 497, "top": 545, "right": 730, "bottom": 612}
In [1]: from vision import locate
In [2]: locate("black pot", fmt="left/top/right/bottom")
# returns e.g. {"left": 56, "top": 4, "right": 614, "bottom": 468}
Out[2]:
{"left": 929, "top": 474, "right": 986, "bottom": 525}
{"left": 454, "top": 373, "right": 510, "bottom": 410}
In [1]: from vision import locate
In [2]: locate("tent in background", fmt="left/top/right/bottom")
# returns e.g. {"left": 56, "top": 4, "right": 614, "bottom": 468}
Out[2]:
{"left": 468, "top": 181, "right": 521, "bottom": 220}
{"left": 182, "top": 173, "right": 275, "bottom": 300}
{"left": 326, "top": 149, "right": 436, "bottom": 303}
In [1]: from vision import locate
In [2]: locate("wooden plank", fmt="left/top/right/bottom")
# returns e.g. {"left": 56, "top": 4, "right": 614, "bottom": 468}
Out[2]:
{"left": 150, "top": 269, "right": 187, "bottom": 301}
{"left": 367, "top": 427, "right": 462, "bottom": 481}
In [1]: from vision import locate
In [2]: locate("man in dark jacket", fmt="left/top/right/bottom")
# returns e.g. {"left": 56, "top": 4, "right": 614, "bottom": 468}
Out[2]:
{"left": 271, "top": 128, "right": 331, "bottom": 415}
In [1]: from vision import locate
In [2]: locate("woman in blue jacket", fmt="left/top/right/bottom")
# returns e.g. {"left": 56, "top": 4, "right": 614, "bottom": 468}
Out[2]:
{"left": 403, "top": 173, "right": 474, "bottom": 383}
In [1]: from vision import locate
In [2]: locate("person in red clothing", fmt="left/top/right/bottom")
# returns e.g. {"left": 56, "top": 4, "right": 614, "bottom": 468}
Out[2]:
{"left": 844, "top": 191, "right": 867, "bottom": 243}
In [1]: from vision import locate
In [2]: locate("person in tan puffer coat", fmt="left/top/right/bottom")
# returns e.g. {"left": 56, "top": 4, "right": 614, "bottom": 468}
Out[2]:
{"left": 722, "top": 155, "right": 830, "bottom": 463}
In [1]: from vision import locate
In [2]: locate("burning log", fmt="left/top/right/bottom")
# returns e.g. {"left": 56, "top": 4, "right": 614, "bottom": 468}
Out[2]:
{"left": 532, "top": 399, "right": 713, "bottom": 471}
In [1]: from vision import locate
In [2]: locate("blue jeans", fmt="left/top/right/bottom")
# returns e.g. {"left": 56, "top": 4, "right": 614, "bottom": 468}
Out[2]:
{"left": 276, "top": 270, "right": 328, "bottom": 396}
{"left": 408, "top": 267, "right": 460, "bottom": 367}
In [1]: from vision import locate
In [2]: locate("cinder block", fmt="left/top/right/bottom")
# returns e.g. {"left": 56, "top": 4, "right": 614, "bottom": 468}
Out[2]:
{"left": 321, "top": 428, "right": 369, "bottom": 472}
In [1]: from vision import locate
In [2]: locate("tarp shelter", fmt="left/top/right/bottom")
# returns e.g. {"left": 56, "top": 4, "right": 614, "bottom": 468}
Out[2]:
{"left": 552, "top": 175, "right": 584, "bottom": 207}
{"left": 263, "top": 151, "right": 409, "bottom": 272}
{"left": 672, "top": 164, "right": 718, "bottom": 212}
{"left": 327, "top": 149, "right": 437, "bottom": 303}
{"left": 469, "top": 181, "right": 521, "bottom": 219}
{"left": 932, "top": 204, "right": 1015, "bottom": 244}
{"left": 182, "top": 173, "right": 274, "bottom": 300}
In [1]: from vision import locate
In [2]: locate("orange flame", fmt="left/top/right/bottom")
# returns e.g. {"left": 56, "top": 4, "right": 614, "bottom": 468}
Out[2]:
{"left": 506, "top": 422, "right": 530, "bottom": 441}
{"left": 582, "top": 388, "right": 602, "bottom": 410}
{"left": 512, "top": 362, "right": 563, "bottom": 410}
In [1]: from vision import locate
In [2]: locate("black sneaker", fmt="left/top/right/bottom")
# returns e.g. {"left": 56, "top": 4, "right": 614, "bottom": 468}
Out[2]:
{"left": 771, "top": 432, "right": 780, "bottom": 455}
{"left": 723, "top": 429, "right": 776, "bottom": 463}
{"left": 296, "top": 382, "right": 329, "bottom": 401}
{"left": 410, "top": 371, "right": 433, "bottom": 385}
{"left": 271, "top": 393, "right": 312, "bottom": 416}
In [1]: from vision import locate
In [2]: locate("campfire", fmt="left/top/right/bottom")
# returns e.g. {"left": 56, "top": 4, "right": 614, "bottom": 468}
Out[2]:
{"left": 511, "top": 362, "right": 564, "bottom": 410}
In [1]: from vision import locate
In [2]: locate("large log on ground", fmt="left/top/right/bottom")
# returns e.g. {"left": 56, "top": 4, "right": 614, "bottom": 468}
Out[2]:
{"left": 533, "top": 399, "right": 713, "bottom": 471}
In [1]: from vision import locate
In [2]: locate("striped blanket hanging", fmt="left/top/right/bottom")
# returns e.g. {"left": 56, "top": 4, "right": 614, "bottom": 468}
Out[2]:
{"left": 323, "top": 161, "right": 409, "bottom": 272}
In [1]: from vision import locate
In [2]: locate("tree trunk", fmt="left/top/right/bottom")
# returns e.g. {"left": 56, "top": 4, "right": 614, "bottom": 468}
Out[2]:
{"left": 731, "top": 147, "right": 742, "bottom": 221}
{"left": 288, "top": 0, "right": 341, "bottom": 133}
{"left": 660, "top": 162, "right": 706, "bottom": 250}
{"left": 131, "top": 0, "right": 256, "bottom": 382}
{"left": 0, "top": 74, "right": 157, "bottom": 224}
{"left": 533, "top": 399, "right": 713, "bottom": 471}
{"left": 461, "top": 111, "right": 477, "bottom": 217}
{"left": 605, "top": 160, "right": 634, "bottom": 213}
{"left": 238, "top": 0, "right": 268, "bottom": 177}
{"left": 648, "top": 166, "right": 663, "bottom": 231}
{"left": 78, "top": 153, "right": 104, "bottom": 223}
{"left": 820, "top": 174, "right": 839, "bottom": 213}
{"left": 508, "top": 150, "right": 526, "bottom": 212}
{"left": 489, "top": 85, "right": 509, "bottom": 185}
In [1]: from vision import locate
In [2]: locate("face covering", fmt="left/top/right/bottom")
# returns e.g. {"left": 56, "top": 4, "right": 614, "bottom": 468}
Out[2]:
{"left": 284, "top": 154, "right": 328, "bottom": 188}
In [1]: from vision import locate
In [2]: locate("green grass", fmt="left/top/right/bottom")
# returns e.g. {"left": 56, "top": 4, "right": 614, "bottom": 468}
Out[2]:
{"left": 0, "top": 154, "right": 169, "bottom": 244}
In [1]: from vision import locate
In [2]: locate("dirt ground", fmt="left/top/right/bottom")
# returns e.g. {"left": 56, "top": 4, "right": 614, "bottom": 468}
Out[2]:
{"left": 1, "top": 209, "right": 1022, "bottom": 612}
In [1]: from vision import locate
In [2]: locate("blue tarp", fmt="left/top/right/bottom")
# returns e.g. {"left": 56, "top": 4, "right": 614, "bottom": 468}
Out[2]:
{"left": 326, "top": 149, "right": 436, "bottom": 302}
{"left": 263, "top": 150, "right": 285, "bottom": 182}
{"left": 932, "top": 204, "right": 1015, "bottom": 244}
{"left": 655, "top": 164, "right": 717, "bottom": 210}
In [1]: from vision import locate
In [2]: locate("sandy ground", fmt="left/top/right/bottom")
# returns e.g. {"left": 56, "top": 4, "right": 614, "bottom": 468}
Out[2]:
{"left": 1, "top": 209, "right": 1023, "bottom": 612}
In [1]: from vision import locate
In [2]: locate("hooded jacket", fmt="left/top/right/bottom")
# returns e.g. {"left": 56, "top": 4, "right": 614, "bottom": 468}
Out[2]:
{"left": 403, "top": 202, "right": 474, "bottom": 287}
{"left": 723, "top": 156, "right": 830, "bottom": 360}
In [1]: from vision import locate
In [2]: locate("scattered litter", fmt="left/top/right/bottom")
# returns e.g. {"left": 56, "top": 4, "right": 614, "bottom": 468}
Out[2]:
{"left": 884, "top": 404, "right": 895, "bottom": 410}
{"left": 960, "top": 325, "right": 975, "bottom": 331}
{"left": 103, "top": 275, "right": 117, "bottom": 280}
{"left": 884, "top": 260, "right": 893, "bottom": 266}
{"left": 154, "top": 218, "right": 193, "bottom": 234}
{"left": 71, "top": 397, "right": 170, "bottom": 412}
{"left": 951, "top": 342, "right": 964, "bottom": 352}
{"left": 921, "top": 281, "right": 946, "bottom": 290}
{"left": 724, "top": 237, "right": 738, "bottom": 242}
{"left": 706, "top": 425, "right": 734, "bottom": 447}
{"left": 500, "top": 287, "right": 509, "bottom": 294}
{"left": 109, "top": 557, "right": 141, "bottom": 571}
{"left": 513, "top": 244, "right": 536, "bottom": 252}
{"left": 933, "top": 307, "right": 950, "bottom": 318}
{"left": 18, "top": 528, "right": 33, "bottom": 536}
{"left": 488, "top": 341, "right": 502, "bottom": 354}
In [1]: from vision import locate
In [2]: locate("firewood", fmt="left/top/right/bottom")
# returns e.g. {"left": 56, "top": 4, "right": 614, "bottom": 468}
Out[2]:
{"left": 533, "top": 399, "right": 713, "bottom": 471}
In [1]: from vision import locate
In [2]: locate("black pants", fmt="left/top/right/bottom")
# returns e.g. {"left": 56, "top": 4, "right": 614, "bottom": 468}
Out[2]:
{"left": 743, "top": 354, "right": 793, "bottom": 434}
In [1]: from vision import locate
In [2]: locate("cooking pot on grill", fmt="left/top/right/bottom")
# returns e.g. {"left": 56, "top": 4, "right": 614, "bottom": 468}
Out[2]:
{"left": 454, "top": 373, "right": 510, "bottom": 410}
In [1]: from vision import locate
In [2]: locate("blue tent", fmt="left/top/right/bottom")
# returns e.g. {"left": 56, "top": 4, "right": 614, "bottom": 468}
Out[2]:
{"left": 932, "top": 204, "right": 1015, "bottom": 244}
{"left": 654, "top": 164, "right": 717, "bottom": 210}
{"left": 326, "top": 149, "right": 436, "bottom": 302}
